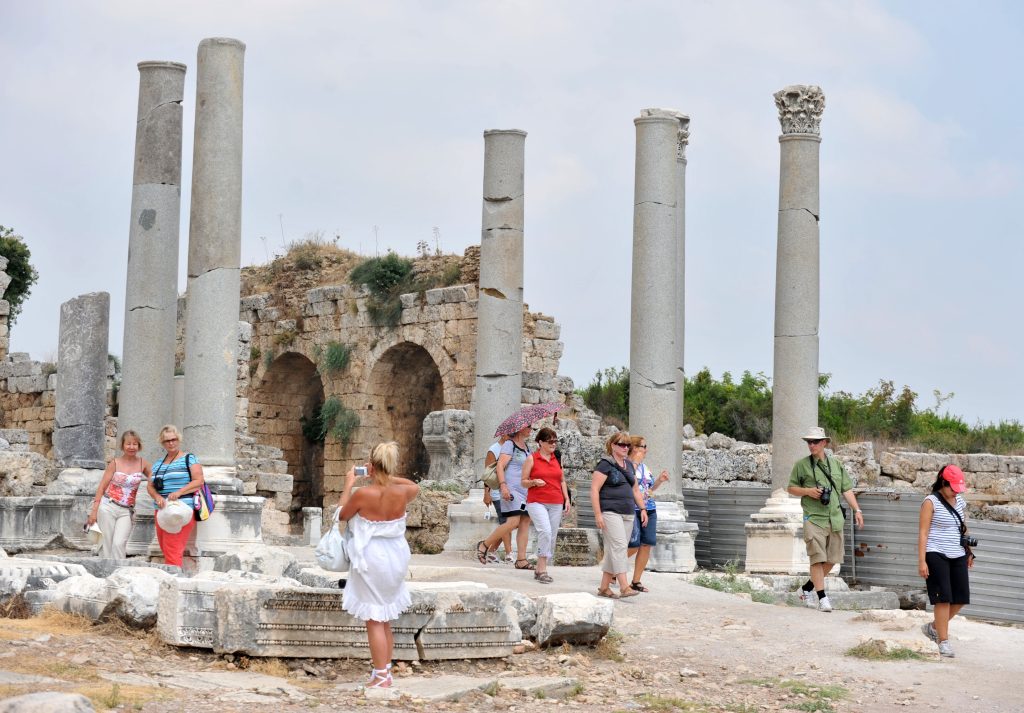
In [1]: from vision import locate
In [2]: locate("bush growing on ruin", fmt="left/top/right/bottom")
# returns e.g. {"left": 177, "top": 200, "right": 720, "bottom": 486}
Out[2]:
{"left": 0, "top": 225, "right": 40, "bottom": 325}
{"left": 577, "top": 367, "right": 630, "bottom": 426}
{"left": 313, "top": 341, "right": 352, "bottom": 375}
{"left": 305, "top": 396, "right": 361, "bottom": 448}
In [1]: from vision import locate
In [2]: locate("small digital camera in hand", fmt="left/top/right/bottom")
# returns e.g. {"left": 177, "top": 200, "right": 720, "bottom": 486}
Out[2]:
{"left": 819, "top": 487, "right": 831, "bottom": 505}
{"left": 354, "top": 466, "right": 368, "bottom": 476}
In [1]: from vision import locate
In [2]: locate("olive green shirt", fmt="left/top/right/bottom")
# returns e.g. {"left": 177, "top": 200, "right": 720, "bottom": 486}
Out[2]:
{"left": 788, "top": 454, "right": 852, "bottom": 532}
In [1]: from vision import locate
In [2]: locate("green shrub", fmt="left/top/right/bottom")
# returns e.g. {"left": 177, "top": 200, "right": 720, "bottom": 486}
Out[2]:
{"left": 0, "top": 226, "right": 39, "bottom": 325}
{"left": 350, "top": 252, "right": 413, "bottom": 300}
{"left": 578, "top": 366, "right": 1024, "bottom": 454}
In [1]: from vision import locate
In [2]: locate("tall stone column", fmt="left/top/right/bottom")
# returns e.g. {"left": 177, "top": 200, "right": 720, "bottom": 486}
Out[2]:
{"left": 472, "top": 129, "right": 526, "bottom": 471}
{"left": 673, "top": 114, "right": 690, "bottom": 484}
{"left": 629, "top": 109, "right": 679, "bottom": 479}
{"left": 53, "top": 292, "right": 110, "bottom": 469}
{"left": 183, "top": 37, "right": 245, "bottom": 468}
{"left": 119, "top": 61, "right": 186, "bottom": 462}
{"left": 746, "top": 85, "right": 826, "bottom": 574}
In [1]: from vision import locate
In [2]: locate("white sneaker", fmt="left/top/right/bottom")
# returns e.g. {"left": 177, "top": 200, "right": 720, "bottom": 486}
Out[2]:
{"left": 799, "top": 591, "right": 818, "bottom": 609}
{"left": 921, "top": 622, "right": 938, "bottom": 643}
{"left": 817, "top": 595, "right": 833, "bottom": 612}
{"left": 938, "top": 640, "right": 955, "bottom": 658}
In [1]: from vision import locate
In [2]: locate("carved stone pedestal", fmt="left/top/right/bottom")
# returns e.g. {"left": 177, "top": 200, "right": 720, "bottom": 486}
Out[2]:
{"left": 744, "top": 490, "right": 838, "bottom": 575}
{"left": 647, "top": 500, "right": 698, "bottom": 573}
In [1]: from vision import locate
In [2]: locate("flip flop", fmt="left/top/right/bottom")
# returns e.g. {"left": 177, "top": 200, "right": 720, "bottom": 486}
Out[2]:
{"left": 475, "top": 540, "right": 489, "bottom": 565}
{"left": 597, "top": 588, "right": 620, "bottom": 599}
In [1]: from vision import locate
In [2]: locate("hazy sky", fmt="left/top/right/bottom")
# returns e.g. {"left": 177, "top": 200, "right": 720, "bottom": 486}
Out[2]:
{"left": 1, "top": 1, "right": 1021, "bottom": 425}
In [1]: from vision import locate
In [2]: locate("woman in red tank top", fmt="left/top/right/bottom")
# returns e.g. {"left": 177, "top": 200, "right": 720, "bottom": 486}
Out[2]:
{"left": 521, "top": 427, "right": 570, "bottom": 583}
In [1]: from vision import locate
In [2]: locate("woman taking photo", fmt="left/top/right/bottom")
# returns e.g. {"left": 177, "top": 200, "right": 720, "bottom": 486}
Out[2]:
{"left": 339, "top": 441, "right": 420, "bottom": 689}
{"left": 591, "top": 433, "right": 648, "bottom": 599}
{"left": 521, "top": 427, "right": 570, "bottom": 584}
{"left": 918, "top": 464, "right": 973, "bottom": 658}
{"left": 87, "top": 430, "right": 151, "bottom": 559}
{"left": 146, "top": 425, "right": 204, "bottom": 567}
{"left": 626, "top": 434, "right": 669, "bottom": 593}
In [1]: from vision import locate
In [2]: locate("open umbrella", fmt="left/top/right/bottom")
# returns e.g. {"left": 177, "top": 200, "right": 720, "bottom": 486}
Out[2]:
{"left": 493, "top": 402, "right": 564, "bottom": 438}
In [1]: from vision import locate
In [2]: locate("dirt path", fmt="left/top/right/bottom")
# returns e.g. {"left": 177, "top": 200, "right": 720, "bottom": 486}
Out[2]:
{"left": 1, "top": 553, "right": 1022, "bottom": 712}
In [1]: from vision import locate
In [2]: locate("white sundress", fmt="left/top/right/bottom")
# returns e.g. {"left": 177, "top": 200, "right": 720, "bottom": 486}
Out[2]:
{"left": 341, "top": 513, "right": 412, "bottom": 622}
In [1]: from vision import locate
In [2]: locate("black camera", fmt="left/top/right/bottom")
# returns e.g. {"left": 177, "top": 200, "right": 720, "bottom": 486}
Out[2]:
{"left": 152, "top": 476, "right": 164, "bottom": 492}
{"left": 819, "top": 487, "right": 831, "bottom": 505}
{"left": 961, "top": 535, "right": 978, "bottom": 548}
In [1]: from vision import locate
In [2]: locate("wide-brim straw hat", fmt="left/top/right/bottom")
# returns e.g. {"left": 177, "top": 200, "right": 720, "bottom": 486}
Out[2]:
{"left": 156, "top": 500, "right": 192, "bottom": 534}
{"left": 801, "top": 426, "right": 830, "bottom": 442}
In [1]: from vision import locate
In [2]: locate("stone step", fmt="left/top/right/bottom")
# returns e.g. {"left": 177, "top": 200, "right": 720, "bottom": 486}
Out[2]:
{"left": 779, "top": 590, "right": 900, "bottom": 610}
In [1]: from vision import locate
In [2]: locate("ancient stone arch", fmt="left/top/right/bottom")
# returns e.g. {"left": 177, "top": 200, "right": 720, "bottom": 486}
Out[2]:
{"left": 360, "top": 340, "right": 444, "bottom": 479}
{"left": 248, "top": 351, "right": 325, "bottom": 521}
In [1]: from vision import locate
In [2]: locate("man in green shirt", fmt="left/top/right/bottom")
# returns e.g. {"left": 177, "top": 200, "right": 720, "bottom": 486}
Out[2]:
{"left": 787, "top": 426, "right": 864, "bottom": 612}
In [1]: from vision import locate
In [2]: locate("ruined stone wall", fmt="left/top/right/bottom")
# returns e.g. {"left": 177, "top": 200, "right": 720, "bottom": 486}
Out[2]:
{"left": 678, "top": 430, "right": 1024, "bottom": 521}
{"left": 229, "top": 280, "right": 576, "bottom": 515}
{"left": 0, "top": 354, "right": 56, "bottom": 458}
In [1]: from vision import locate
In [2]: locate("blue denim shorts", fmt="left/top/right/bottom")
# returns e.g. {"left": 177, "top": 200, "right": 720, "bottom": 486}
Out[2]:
{"left": 628, "top": 508, "right": 657, "bottom": 547}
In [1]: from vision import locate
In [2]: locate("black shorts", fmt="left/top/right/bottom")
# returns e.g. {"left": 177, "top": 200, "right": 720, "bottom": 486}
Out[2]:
{"left": 925, "top": 551, "right": 970, "bottom": 605}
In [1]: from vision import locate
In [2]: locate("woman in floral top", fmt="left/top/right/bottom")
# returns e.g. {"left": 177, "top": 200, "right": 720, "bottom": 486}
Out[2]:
{"left": 626, "top": 434, "right": 669, "bottom": 592}
{"left": 87, "top": 430, "right": 152, "bottom": 558}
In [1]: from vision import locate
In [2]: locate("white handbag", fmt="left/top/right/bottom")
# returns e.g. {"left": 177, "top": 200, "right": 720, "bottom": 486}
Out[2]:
{"left": 314, "top": 508, "right": 351, "bottom": 572}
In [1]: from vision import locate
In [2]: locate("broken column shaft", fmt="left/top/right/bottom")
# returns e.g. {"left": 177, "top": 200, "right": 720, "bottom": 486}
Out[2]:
{"left": 119, "top": 61, "right": 186, "bottom": 461}
{"left": 183, "top": 37, "right": 245, "bottom": 466}
{"left": 629, "top": 109, "right": 680, "bottom": 479}
{"left": 472, "top": 129, "right": 526, "bottom": 468}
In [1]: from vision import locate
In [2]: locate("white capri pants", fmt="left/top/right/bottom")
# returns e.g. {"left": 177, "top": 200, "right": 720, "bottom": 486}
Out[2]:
{"left": 525, "top": 502, "right": 563, "bottom": 559}
{"left": 96, "top": 498, "right": 134, "bottom": 559}
{"left": 600, "top": 512, "right": 635, "bottom": 575}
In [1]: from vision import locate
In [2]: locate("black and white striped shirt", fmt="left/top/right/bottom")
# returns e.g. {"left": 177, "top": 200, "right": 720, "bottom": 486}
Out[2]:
{"left": 924, "top": 493, "right": 967, "bottom": 558}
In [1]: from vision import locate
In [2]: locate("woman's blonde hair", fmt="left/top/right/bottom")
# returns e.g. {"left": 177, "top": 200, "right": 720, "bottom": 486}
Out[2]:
{"left": 370, "top": 441, "right": 400, "bottom": 486}
{"left": 628, "top": 433, "right": 646, "bottom": 455}
{"left": 605, "top": 432, "right": 631, "bottom": 454}
{"left": 158, "top": 424, "right": 181, "bottom": 445}
{"left": 120, "top": 430, "right": 143, "bottom": 450}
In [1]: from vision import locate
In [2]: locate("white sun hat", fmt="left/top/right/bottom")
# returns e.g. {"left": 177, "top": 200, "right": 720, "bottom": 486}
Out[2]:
{"left": 801, "top": 426, "right": 830, "bottom": 442}
{"left": 156, "top": 500, "right": 193, "bottom": 534}
{"left": 86, "top": 522, "right": 103, "bottom": 545}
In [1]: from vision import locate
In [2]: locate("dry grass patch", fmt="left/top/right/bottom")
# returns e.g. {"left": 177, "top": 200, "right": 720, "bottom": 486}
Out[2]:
{"left": 0, "top": 609, "right": 94, "bottom": 640}
{"left": 593, "top": 629, "right": 625, "bottom": 662}
{"left": 78, "top": 681, "right": 171, "bottom": 710}
{"left": 248, "top": 657, "right": 290, "bottom": 678}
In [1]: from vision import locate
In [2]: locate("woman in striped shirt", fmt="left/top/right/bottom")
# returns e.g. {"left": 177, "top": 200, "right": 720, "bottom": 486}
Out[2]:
{"left": 146, "top": 424, "right": 205, "bottom": 567}
{"left": 917, "top": 464, "right": 973, "bottom": 658}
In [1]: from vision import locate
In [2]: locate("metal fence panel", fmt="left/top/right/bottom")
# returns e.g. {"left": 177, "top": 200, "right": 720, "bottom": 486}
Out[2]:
{"left": 850, "top": 491, "right": 1024, "bottom": 624}
{"left": 681, "top": 489, "right": 710, "bottom": 566}
{"left": 707, "top": 486, "right": 770, "bottom": 568}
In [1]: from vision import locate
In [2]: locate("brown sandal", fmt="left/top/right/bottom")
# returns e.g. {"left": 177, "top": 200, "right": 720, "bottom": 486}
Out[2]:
{"left": 475, "top": 540, "right": 489, "bottom": 565}
{"left": 597, "top": 587, "right": 620, "bottom": 599}
{"left": 514, "top": 559, "right": 535, "bottom": 570}
{"left": 619, "top": 587, "right": 640, "bottom": 598}
{"left": 631, "top": 581, "right": 648, "bottom": 593}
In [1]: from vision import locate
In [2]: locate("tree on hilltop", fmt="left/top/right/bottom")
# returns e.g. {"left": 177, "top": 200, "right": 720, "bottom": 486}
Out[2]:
{"left": 0, "top": 225, "right": 39, "bottom": 325}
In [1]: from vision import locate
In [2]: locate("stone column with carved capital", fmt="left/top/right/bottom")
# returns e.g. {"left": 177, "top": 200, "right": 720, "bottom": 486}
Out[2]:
{"left": 746, "top": 85, "right": 826, "bottom": 574}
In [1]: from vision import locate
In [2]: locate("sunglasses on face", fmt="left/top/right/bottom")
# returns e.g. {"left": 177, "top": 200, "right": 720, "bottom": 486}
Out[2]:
{"left": 542, "top": 439, "right": 558, "bottom": 445}
{"left": 637, "top": 444, "right": 648, "bottom": 449}
{"left": 615, "top": 442, "right": 630, "bottom": 448}
{"left": 806, "top": 439, "right": 824, "bottom": 445}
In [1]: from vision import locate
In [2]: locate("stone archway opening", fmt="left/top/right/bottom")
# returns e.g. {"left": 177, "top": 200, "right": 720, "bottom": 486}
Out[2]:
{"left": 365, "top": 342, "right": 443, "bottom": 479}
{"left": 248, "top": 352, "right": 325, "bottom": 527}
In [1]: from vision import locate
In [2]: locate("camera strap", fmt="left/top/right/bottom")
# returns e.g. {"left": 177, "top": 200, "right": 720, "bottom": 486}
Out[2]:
{"left": 934, "top": 493, "right": 966, "bottom": 534}
{"left": 809, "top": 456, "right": 847, "bottom": 519}
{"left": 934, "top": 493, "right": 975, "bottom": 560}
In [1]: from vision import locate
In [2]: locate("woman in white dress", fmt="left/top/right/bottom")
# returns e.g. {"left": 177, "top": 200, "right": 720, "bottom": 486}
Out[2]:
{"left": 338, "top": 441, "right": 420, "bottom": 688}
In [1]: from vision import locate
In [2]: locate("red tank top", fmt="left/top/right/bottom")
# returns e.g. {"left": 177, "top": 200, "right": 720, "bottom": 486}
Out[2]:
{"left": 526, "top": 453, "right": 564, "bottom": 504}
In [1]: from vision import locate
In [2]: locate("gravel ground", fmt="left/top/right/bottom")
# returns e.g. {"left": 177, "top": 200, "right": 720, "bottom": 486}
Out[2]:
{"left": 2, "top": 553, "right": 1022, "bottom": 712}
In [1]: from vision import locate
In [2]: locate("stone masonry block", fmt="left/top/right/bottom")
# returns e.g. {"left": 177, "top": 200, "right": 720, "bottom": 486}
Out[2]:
{"left": 534, "top": 320, "right": 560, "bottom": 340}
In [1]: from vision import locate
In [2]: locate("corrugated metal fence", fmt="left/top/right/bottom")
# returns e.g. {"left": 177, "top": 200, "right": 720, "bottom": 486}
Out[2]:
{"left": 679, "top": 487, "right": 1024, "bottom": 624}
